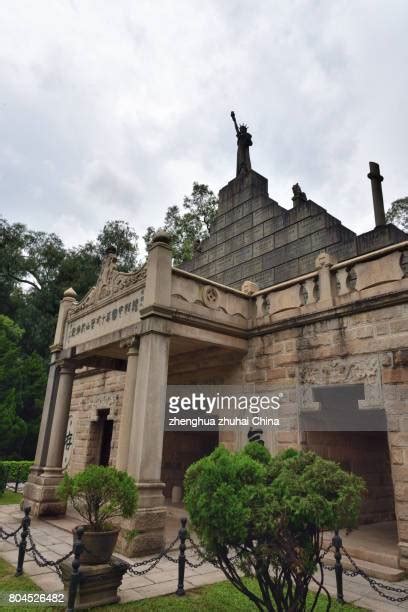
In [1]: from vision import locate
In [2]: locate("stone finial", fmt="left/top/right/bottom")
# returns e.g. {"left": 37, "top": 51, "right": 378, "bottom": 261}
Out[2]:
{"left": 63, "top": 287, "right": 77, "bottom": 300}
{"left": 241, "top": 280, "right": 259, "bottom": 295}
{"left": 292, "top": 183, "right": 307, "bottom": 207}
{"left": 315, "top": 252, "right": 336, "bottom": 269}
{"left": 151, "top": 228, "right": 172, "bottom": 245}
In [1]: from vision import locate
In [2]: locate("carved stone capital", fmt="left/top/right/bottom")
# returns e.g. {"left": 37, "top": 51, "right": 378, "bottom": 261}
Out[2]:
{"left": 315, "top": 252, "right": 336, "bottom": 269}
{"left": 120, "top": 336, "right": 140, "bottom": 354}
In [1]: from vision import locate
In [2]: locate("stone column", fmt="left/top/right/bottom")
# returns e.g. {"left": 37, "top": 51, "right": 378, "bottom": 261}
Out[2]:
{"left": 116, "top": 338, "right": 139, "bottom": 471}
{"left": 116, "top": 229, "right": 172, "bottom": 556}
{"left": 24, "top": 361, "right": 75, "bottom": 516}
{"left": 24, "top": 287, "right": 77, "bottom": 516}
{"left": 46, "top": 363, "right": 75, "bottom": 468}
{"left": 367, "top": 161, "right": 386, "bottom": 227}
{"left": 383, "top": 350, "right": 408, "bottom": 570}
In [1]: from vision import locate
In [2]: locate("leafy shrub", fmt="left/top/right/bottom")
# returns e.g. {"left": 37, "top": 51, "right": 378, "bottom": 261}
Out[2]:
{"left": 1, "top": 461, "right": 33, "bottom": 491}
{"left": 0, "top": 463, "right": 7, "bottom": 495}
{"left": 57, "top": 465, "right": 138, "bottom": 532}
{"left": 184, "top": 444, "right": 365, "bottom": 612}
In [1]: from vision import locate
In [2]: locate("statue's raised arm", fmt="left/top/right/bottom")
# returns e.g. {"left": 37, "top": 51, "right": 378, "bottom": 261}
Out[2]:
{"left": 231, "top": 111, "right": 239, "bottom": 137}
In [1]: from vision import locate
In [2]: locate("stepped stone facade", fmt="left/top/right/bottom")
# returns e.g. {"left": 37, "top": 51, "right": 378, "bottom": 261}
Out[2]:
{"left": 180, "top": 170, "right": 406, "bottom": 288}
{"left": 25, "top": 156, "right": 408, "bottom": 568}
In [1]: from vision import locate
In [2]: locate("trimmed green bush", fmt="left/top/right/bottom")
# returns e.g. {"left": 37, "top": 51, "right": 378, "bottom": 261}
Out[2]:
{"left": 184, "top": 444, "right": 365, "bottom": 612}
{"left": 57, "top": 465, "right": 138, "bottom": 532}
{"left": 0, "top": 461, "right": 33, "bottom": 491}
{"left": 0, "top": 463, "right": 7, "bottom": 495}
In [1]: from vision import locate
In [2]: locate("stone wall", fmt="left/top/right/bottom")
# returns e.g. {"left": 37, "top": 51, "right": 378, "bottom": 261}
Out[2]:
{"left": 180, "top": 170, "right": 406, "bottom": 289}
{"left": 242, "top": 301, "right": 408, "bottom": 525}
{"left": 304, "top": 431, "right": 395, "bottom": 523}
{"left": 68, "top": 368, "right": 125, "bottom": 475}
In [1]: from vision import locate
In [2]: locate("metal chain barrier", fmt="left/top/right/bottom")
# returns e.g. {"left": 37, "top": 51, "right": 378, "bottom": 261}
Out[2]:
{"left": 341, "top": 546, "right": 408, "bottom": 603}
{"left": 0, "top": 524, "right": 22, "bottom": 540}
{"left": 114, "top": 535, "right": 180, "bottom": 576}
{"left": 26, "top": 531, "right": 74, "bottom": 579}
{"left": 4, "top": 507, "right": 408, "bottom": 608}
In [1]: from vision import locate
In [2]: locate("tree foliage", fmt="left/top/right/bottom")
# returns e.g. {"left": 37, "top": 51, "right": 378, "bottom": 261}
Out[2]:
{"left": 184, "top": 444, "right": 365, "bottom": 612}
{"left": 144, "top": 183, "right": 218, "bottom": 264}
{"left": 0, "top": 218, "right": 140, "bottom": 459}
{"left": 386, "top": 197, "right": 408, "bottom": 231}
{"left": 58, "top": 465, "right": 138, "bottom": 531}
{"left": 0, "top": 316, "right": 28, "bottom": 459}
{"left": 0, "top": 217, "right": 140, "bottom": 359}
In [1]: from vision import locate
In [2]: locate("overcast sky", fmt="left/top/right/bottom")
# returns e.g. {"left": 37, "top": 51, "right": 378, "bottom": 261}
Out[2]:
{"left": 1, "top": 1, "right": 407, "bottom": 251}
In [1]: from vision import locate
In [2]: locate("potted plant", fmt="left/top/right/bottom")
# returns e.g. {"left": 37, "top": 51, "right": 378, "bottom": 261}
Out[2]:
{"left": 58, "top": 465, "right": 138, "bottom": 564}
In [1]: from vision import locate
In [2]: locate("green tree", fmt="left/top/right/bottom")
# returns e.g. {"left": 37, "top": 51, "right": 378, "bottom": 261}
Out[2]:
{"left": 1, "top": 218, "right": 140, "bottom": 358}
{"left": 19, "top": 352, "right": 47, "bottom": 459}
{"left": 0, "top": 316, "right": 27, "bottom": 459}
{"left": 386, "top": 197, "right": 408, "bottom": 231}
{"left": 97, "top": 220, "right": 139, "bottom": 271}
{"left": 184, "top": 444, "right": 365, "bottom": 612}
{"left": 0, "top": 217, "right": 140, "bottom": 457}
{"left": 144, "top": 183, "right": 218, "bottom": 265}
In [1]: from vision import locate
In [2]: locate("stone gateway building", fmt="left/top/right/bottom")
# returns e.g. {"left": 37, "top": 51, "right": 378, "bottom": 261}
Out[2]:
{"left": 25, "top": 130, "right": 408, "bottom": 573}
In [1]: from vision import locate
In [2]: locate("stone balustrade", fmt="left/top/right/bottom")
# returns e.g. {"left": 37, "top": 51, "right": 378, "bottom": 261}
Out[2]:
{"left": 251, "top": 241, "right": 408, "bottom": 327}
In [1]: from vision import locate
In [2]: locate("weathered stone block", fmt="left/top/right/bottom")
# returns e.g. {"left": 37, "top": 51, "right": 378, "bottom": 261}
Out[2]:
{"left": 61, "top": 557, "right": 126, "bottom": 609}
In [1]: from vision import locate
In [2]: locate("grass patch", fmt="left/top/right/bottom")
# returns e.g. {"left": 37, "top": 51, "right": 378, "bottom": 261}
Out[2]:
{"left": 0, "top": 491, "right": 23, "bottom": 505}
{"left": 0, "top": 557, "right": 364, "bottom": 611}
{"left": 92, "top": 579, "right": 363, "bottom": 611}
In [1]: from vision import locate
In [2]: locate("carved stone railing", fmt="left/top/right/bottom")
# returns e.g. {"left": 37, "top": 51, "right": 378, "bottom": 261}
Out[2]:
{"left": 171, "top": 268, "right": 252, "bottom": 329}
{"left": 252, "top": 241, "right": 408, "bottom": 326}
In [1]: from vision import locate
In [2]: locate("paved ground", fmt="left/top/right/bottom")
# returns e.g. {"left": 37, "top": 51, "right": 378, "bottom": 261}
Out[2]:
{"left": 1, "top": 504, "right": 408, "bottom": 610}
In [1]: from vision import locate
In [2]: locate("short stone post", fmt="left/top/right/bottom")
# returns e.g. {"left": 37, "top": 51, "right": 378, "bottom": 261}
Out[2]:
{"left": 176, "top": 518, "right": 188, "bottom": 596}
{"left": 332, "top": 529, "right": 344, "bottom": 604}
{"left": 315, "top": 252, "right": 336, "bottom": 306}
{"left": 15, "top": 506, "right": 31, "bottom": 577}
{"left": 67, "top": 526, "right": 84, "bottom": 612}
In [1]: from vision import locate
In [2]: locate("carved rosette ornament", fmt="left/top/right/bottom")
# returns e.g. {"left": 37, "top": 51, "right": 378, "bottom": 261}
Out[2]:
{"left": 202, "top": 285, "right": 220, "bottom": 309}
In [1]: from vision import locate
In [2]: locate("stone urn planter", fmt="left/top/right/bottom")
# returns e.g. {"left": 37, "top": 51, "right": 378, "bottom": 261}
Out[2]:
{"left": 57, "top": 465, "right": 139, "bottom": 608}
{"left": 76, "top": 526, "right": 120, "bottom": 565}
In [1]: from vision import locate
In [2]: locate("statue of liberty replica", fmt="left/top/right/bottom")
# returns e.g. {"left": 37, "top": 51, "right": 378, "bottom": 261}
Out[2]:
{"left": 231, "top": 111, "right": 253, "bottom": 176}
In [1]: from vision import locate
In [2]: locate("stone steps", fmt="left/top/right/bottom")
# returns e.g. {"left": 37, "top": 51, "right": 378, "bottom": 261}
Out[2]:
{"left": 324, "top": 551, "right": 406, "bottom": 582}
{"left": 340, "top": 543, "right": 399, "bottom": 570}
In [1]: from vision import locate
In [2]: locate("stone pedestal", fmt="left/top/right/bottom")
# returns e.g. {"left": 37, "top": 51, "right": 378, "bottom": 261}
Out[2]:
{"left": 61, "top": 557, "right": 126, "bottom": 609}
{"left": 23, "top": 467, "right": 66, "bottom": 517}
{"left": 116, "top": 482, "right": 166, "bottom": 557}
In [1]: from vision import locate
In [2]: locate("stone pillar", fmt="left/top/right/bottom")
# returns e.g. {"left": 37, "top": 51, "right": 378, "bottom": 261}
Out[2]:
{"left": 116, "top": 229, "right": 172, "bottom": 556}
{"left": 367, "top": 161, "right": 386, "bottom": 227}
{"left": 24, "top": 361, "right": 75, "bottom": 516}
{"left": 24, "top": 288, "right": 77, "bottom": 517}
{"left": 116, "top": 338, "right": 139, "bottom": 471}
{"left": 46, "top": 363, "right": 75, "bottom": 468}
{"left": 383, "top": 349, "right": 408, "bottom": 569}
{"left": 315, "top": 252, "right": 336, "bottom": 307}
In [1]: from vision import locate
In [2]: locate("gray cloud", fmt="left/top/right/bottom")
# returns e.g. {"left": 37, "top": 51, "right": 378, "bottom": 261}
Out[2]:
{"left": 0, "top": 0, "right": 407, "bottom": 249}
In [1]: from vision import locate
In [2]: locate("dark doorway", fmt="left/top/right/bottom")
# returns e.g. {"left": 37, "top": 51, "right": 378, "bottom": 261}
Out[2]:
{"left": 98, "top": 410, "right": 113, "bottom": 467}
{"left": 161, "top": 431, "right": 219, "bottom": 499}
